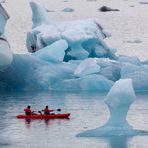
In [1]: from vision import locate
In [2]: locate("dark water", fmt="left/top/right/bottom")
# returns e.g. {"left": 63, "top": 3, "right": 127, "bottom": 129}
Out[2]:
{"left": 0, "top": 91, "right": 148, "bottom": 148}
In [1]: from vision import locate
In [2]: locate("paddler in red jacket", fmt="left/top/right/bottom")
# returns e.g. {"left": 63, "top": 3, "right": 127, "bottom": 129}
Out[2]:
{"left": 24, "top": 105, "right": 33, "bottom": 115}
{"left": 42, "top": 106, "right": 54, "bottom": 115}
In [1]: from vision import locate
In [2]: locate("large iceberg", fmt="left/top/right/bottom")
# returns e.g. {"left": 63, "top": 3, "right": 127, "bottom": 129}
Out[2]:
{"left": 0, "top": 0, "right": 148, "bottom": 92}
{"left": 27, "top": 1, "right": 117, "bottom": 61}
{"left": 77, "top": 79, "right": 148, "bottom": 137}
{"left": 0, "top": 2, "right": 12, "bottom": 70}
{"left": 0, "top": 53, "right": 114, "bottom": 91}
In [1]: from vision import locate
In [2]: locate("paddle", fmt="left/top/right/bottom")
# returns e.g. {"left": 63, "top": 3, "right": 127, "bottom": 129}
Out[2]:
{"left": 35, "top": 109, "right": 61, "bottom": 114}
{"left": 57, "top": 109, "right": 61, "bottom": 112}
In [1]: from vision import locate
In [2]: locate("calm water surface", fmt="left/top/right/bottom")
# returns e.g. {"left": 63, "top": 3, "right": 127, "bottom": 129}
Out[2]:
{"left": 0, "top": 91, "right": 148, "bottom": 148}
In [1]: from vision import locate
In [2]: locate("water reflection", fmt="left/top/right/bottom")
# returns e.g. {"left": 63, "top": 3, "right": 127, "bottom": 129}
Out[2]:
{"left": 106, "top": 137, "right": 129, "bottom": 148}
{"left": 0, "top": 91, "right": 147, "bottom": 148}
{"left": 24, "top": 118, "right": 70, "bottom": 128}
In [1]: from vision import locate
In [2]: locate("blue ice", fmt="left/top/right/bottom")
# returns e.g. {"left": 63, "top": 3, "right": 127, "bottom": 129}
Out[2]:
{"left": 62, "top": 8, "right": 74, "bottom": 12}
{"left": 0, "top": 1, "right": 148, "bottom": 92}
{"left": 77, "top": 79, "right": 148, "bottom": 137}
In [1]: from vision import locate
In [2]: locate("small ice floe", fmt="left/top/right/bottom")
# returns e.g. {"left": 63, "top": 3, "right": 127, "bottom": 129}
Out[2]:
{"left": 139, "top": 1, "right": 148, "bottom": 4}
{"left": 124, "top": 39, "right": 142, "bottom": 44}
{"left": 129, "top": 5, "right": 135, "bottom": 7}
{"left": 86, "top": 0, "right": 98, "bottom": 2}
{"left": 99, "top": 6, "right": 120, "bottom": 12}
{"left": 63, "top": 0, "right": 69, "bottom": 2}
{"left": 46, "top": 9, "right": 55, "bottom": 12}
{"left": 62, "top": 7, "right": 74, "bottom": 12}
{"left": 0, "top": 2, "right": 13, "bottom": 70}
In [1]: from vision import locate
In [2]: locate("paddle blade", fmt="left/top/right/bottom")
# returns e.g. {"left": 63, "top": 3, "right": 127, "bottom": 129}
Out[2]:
{"left": 57, "top": 109, "right": 61, "bottom": 112}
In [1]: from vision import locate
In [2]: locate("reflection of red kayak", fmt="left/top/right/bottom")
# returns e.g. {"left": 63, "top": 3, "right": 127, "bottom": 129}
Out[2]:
{"left": 16, "top": 113, "right": 70, "bottom": 119}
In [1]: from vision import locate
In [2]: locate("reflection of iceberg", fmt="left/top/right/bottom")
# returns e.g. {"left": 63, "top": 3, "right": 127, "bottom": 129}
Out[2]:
{"left": 78, "top": 79, "right": 148, "bottom": 137}
{"left": 0, "top": 2, "right": 12, "bottom": 70}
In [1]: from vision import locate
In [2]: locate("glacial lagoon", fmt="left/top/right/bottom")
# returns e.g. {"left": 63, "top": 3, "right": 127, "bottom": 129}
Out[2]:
{"left": 0, "top": 91, "right": 147, "bottom": 148}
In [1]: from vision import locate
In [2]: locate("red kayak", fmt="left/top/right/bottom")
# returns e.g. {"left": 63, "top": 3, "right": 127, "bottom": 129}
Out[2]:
{"left": 16, "top": 113, "right": 70, "bottom": 119}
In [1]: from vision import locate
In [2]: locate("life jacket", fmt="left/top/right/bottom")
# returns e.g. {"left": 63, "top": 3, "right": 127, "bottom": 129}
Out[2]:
{"left": 24, "top": 108, "right": 32, "bottom": 115}
{"left": 43, "top": 108, "right": 53, "bottom": 115}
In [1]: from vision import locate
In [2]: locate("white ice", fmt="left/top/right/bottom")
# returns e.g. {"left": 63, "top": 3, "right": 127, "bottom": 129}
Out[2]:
{"left": 0, "top": 3, "right": 12, "bottom": 70}
{"left": 27, "top": 1, "right": 116, "bottom": 61}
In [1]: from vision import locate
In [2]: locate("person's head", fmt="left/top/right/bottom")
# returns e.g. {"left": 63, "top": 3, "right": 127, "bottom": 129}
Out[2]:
{"left": 45, "top": 106, "right": 48, "bottom": 108}
{"left": 27, "top": 105, "right": 31, "bottom": 109}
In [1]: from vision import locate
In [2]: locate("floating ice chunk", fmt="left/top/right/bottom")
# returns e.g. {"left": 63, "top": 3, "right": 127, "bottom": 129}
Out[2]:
{"left": 0, "top": 54, "right": 112, "bottom": 91}
{"left": 63, "top": 0, "right": 69, "bottom": 2}
{"left": 86, "top": 0, "right": 98, "bottom": 1}
{"left": 78, "top": 79, "right": 148, "bottom": 137}
{"left": 33, "top": 39, "right": 68, "bottom": 63}
{"left": 62, "top": 8, "right": 74, "bottom": 12}
{"left": 0, "top": 3, "right": 12, "bottom": 70}
{"left": 142, "top": 60, "right": 148, "bottom": 65}
{"left": 99, "top": 65, "right": 121, "bottom": 81}
{"left": 74, "top": 58, "right": 100, "bottom": 77}
{"left": 27, "top": 1, "right": 116, "bottom": 61}
{"left": 0, "top": 3, "right": 9, "bottom": 35}
{"left": 30, "top": 0, "right": 55, "bottom": 28}
{"left": 118, "top": 55, "right": 141, "bottom": 66}
{"left": 95, "top": 58, "right": 121, "bottom": 81}
{"left": 125, "top": 39, "right": 142, "bottom": 43}
{"left": 139, "top": 1, "right": 148, "bottom": 4}
{"left": 54, "top": 74, "right": 113, "bottom": 91}
{"left": 122, "top": 71, "right": 148, "bottom": 91}
{"left": 121, "top": 63, "right": 140, "bottom": 76}
{"left": 121, "top": 63, "right": 148, "bottom": 90}
{"left": 0, "top": 54, "right": 76, "bottom": 91}
{"left": 0, "top": 39, "right": 13, "bottom": 70}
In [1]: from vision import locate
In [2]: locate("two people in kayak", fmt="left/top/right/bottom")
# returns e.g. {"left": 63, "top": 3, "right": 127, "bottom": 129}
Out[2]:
{"left": 24, "top": 105, "right": 54, "bottom": 115}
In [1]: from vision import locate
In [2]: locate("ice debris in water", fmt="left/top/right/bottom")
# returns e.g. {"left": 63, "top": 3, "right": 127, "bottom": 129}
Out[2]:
{"left": 77, "top": 79, "right": 148, "bottom": 137}
{"left": 62, "top": 8, "right": 74, "bottom": 12}
{"left": 0, "top": 0, "right": 148, "bottom": 91}
{"left": 124, "top": 39, "right": 142, "bottom": 44}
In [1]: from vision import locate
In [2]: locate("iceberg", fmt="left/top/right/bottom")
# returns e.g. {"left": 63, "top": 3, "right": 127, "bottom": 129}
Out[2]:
{"left": 33, "top": 39, "right": 68, "bottom": 63}
{"left": 0, "top": 0, "right": 148, "bottom": 92}
{"left": 77, "top": 79, "right": 148, "bottom": 137}
{"left": 0, "top": 54, "right": 76, "bottom": 91}
{"left": 27, "top": 1, "right": 117, "bottom": 61}
{"left": 0, "top": 53, "right": 113, "bottom": 91}
{"left": 74, "top": 58, "right": 100, "bottom": 77}
{"left": 0, "top": 3, "right": 12, "bottom": 70}
{"left": 118, "top": 55, "right": 141, "bottom": 66}
{"left": 62, "top": 8, "right": 74, "bottom": 12}
{"left": 54, "top": 74, "right": 113, "bottom": 91}
{"left": 121, "top": 63, "right": 148, "bottom": 91}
